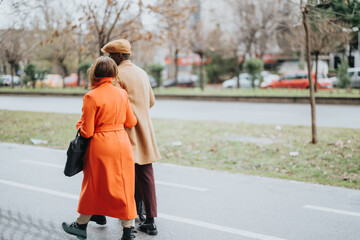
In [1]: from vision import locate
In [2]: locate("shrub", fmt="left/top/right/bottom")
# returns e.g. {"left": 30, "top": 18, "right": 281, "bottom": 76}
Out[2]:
{"left": 148, "top": 64, "right": 164, "bottom": 86}
{"left": 337, "top": 57, "right": 350, "bottom": 88}
{"left": 244, "top": 58, "right": 263, "bottom": 88}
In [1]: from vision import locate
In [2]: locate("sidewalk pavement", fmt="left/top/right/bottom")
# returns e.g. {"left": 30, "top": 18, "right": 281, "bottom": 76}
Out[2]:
{"left": 1, "top": 142, "right": 360, "bottom": 240}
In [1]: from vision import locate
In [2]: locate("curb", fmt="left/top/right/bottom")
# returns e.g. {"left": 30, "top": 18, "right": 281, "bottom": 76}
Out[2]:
{"left": 0, "top": 91, "right": 84, "bottom": 97}
{"left": 155, "top": 94, "right": 360, "bottom": 105}
{"left": 1, "top": 91, "right": 359, "bottom": 105}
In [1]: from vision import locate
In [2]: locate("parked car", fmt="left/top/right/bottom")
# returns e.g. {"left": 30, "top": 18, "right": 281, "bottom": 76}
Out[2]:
{"left": 260, "top": 71, "right": 333, "bottom": 90}
{"left": 327, "top": 68, "right": 360, "bottom": 88}
{"left": 260, "top": 72, "right": 280, "bottom": 87}
{"left": 347, "top": 67, "right": 360, "bottom": 88}
{"left": 64, "top": 73, "right": 86, "bottom": 87}
{"left": 163, "top": 74, "right": 198, "bottom": 88}
{"left": 328, "top": 76, "right": 339, "bottom": 87}
{"left": 148, "top": 75, "right": 158, "bottom": 88}
{"left": 0, "top": 75, "right": 21, "bottom": 86}
{"left": 222, "top": 73, "right": 259, "bottom": 88}
{"left": 36, "top": 74, "right": 63, "bottom": 88}
{"left": 64, "top": 73, "right": 79, "bottom": 87}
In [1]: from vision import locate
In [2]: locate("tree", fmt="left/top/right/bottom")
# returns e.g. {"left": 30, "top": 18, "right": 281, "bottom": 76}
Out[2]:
{"left": 301, "top": 0, "right": 317, "bottom": 144}
{"left": 337, "top": 56, "right": 351, "bottom": 88}
{"left": 200, "top": 24, "right": 227, "bottom": 86}
{"left": 204, "top": 54, "right": 235, "bottom": 84}
{"left": 149, "top": 0, "right": 197, "bottom": 86}
{"left": 0, "top": 29, "right": 25, "bottom": 88}
{"left": 229, "top": 0, "right": 292, "bottom": 59}
{"left": 23, "top": 63, "right": 37, "bottom": 88}
{"left": 310, "top": 3, "right": 351, "bottom": 91}
{"left": 82, "top": 0, "right": 146, "bottom": 56}
{"left": 244, "top": 58, "right": 263, "bottom": 88}
{"left": 317, "top": 0, "right": 360, "bottom": 59}
{"left": 148, "top": 64, "right": 164, "bottom": 87}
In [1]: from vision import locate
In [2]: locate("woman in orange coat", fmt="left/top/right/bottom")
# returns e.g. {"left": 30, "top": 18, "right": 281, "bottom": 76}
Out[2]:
{"left": 62, "top": 56, "right": 137, "bottom": 240}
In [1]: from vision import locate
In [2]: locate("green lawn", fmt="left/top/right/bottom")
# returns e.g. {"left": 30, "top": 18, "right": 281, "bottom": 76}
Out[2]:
{"left": 0, "top": 87, "right": 88, "bottom": 94}
{"left": 153, "top": 87, "right": 360, "bottom": 98}
{"left": 1, "top": 86, "right": 359, "bottom": 98}
{"left": 1, "top": 110, "right": 359, "bottom": 189}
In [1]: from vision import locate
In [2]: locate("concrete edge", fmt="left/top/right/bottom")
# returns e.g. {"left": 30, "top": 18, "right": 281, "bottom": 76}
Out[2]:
{"left": 1, "top": 91, "right": 359, "bottom": 105}
{"left": 155, "top": 94, "right": 360, "bottom": 105}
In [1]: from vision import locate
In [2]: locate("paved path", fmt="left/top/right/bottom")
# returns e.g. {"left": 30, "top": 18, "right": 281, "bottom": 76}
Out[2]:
{"left": 0, "top": 96, "right": 359, "bottom": 128}
{"left": 1, "top": 143, "right": 360, "bottom": 240}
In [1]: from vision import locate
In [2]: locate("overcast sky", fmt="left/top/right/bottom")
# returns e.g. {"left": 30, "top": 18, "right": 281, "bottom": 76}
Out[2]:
{"left": 0, "top": 0, "right": 157, "bottom": 30}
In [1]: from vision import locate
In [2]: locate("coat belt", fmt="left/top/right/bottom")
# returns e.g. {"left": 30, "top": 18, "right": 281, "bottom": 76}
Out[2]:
{"left": 94, "top": 124, "right": 124, "bottom": 133}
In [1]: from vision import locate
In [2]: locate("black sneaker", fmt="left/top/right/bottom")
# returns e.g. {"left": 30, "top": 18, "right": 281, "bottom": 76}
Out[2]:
{"left": 138, "top": 222, "right": 158, "bottom": 235}
{"left": 90, "top": 215, "right": 107, "bottom": 225}
{"left": 62, "top": 222, "right": 87, "bottom": 239}
{"left": 121, "top": 227, "right": 136, "bottom": 240}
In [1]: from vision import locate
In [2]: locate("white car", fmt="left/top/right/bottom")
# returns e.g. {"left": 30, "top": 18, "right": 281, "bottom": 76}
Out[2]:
{"left": 222, "top": 73, "right": 259, "bottom": 88}
{"left": 0, "top": 75, "right": 21, "bottom": 86}
{"left": 260, "top": 72, "right": 280, "bottom": 88}
{"left": 348, "top": 67, "right": 360, "bottom": 88}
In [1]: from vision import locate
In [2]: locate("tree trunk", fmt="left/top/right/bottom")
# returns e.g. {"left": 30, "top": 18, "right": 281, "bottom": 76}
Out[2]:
{"left": 59, "top": 60, "right": 69, "bottom": 88}
{"left": 10, "top": 61, "right": 15, "bottom": 88}
{"left": 251, "top": 74, "right": 256, "bottom": 89}
{"left": 99, "top": 33, "right": 105, "bottom": 56}
{"left": 199, "top": 51, "right": 204, "bottom": 91}
{"left": 299, "top": 46, "right": 305, "bottom": 70}
{"left": 234, "top": 49, "right": 240, "bottom": 89}
{"left": 348, "top": 45, "right": 352, "bottom": 67}
{"left": 302, "top": 4, "right": 317, "bottom": 144}
{"left": 78, "top": 34, "right": 82, "bottom": 87}
{"left": 174, "top": 48, "right": 179, "bottom": 86}
{"left": 315, "top": 51, "right": 319, "bottom": 92}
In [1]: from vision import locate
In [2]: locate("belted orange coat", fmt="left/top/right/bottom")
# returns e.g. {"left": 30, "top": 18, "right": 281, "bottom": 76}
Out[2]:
{"left": 76, "top": 77, "right": 137, "bottom": 220}
{"left": 116, "top": 60, "right": 161, "bottom": 165}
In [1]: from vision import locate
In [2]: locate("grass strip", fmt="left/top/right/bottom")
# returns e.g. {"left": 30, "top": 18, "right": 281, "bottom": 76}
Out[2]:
{"left": 1, "top": 110, "right": 359, "bottom": 189}
{"left": 1, "top": 87, "right": 359, "bottom": 98}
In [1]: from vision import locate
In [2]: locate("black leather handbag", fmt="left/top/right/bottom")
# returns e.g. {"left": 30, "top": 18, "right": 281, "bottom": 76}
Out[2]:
{"left": 64, "top": 128, "right": 89, "bottom": 177}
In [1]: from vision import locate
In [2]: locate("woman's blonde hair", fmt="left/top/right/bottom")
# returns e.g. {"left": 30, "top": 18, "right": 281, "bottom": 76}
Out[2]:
{"left": 88, "top": 56, "right": 118, "bottom": 87}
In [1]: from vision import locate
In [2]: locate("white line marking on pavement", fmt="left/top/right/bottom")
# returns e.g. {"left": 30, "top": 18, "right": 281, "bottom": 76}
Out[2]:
{"left": 21, "top": 159, "right": 63, "bottom": 169}
{"left": 20, "top": 159, "right": 209, "bottom": 192}
{"left": 304, "top": 205, "right": 360, "bottom": 217}
{"left": 0, "top": 179, "right": 79, "bottom": 200}
{"left": 158, "top": 213, "right": 286, "bottom": 240}
{"left": 0, "top": 179, "right": 286, "bottom": 240}
{"left": 155, "top": 180, "right": 209, "bottom": 192}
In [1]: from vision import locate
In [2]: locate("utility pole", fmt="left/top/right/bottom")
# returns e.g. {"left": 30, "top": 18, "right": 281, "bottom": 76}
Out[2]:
{"left": 301, "top": 0, "right": 317, "bottom": 144}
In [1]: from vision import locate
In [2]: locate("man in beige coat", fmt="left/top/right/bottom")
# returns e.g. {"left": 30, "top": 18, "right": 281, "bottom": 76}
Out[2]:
{"left": 101, "top": 39, "right": 161, "bottom": 235}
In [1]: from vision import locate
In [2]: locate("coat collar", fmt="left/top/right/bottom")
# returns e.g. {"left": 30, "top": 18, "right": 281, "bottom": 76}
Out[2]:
{"left": 119, "top": 60, "right": 132, "bottom": 67}
{"left": 91, "top": 77, "right": 113, "bottom": 89}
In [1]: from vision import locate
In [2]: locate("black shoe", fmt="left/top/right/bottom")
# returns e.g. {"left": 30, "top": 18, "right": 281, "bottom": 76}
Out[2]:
{"left": 121, "top": 227, "right": 136, "bottom": 240}
{"left": 90, "top": 215, "right": 107, "bottom": 225}
{"left": 138, "top": 222, "right": 158, "bottom": 235}
{"left": 62, "top": 222, "right": 87, "bottom": 239}
{"left": 138, "top": 214, "right": 146, "bottom": 222}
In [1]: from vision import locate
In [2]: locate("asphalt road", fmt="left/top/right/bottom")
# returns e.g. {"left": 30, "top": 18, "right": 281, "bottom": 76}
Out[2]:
{"left": 0, "top": 143, "right": 360, "bottom": 240}
{"left": 0, "top": 96, "right": 359, "bottom": 128}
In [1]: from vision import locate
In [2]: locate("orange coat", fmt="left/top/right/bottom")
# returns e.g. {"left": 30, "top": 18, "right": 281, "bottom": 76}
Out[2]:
{"left": 76, "top": 77, "right": 137, "bottom": 220}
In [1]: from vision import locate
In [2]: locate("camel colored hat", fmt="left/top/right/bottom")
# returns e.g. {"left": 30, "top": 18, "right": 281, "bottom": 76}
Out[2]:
{"left": 101, "top": 39, "right": 131, "bottom": 54}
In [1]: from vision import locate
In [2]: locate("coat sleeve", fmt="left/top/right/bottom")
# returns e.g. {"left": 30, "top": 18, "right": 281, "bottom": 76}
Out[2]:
{"left": 124, "top": 93, "right": 137, "bottom": 129}
{"left": 77, "top": 94, "right": 97, "bottom": 138}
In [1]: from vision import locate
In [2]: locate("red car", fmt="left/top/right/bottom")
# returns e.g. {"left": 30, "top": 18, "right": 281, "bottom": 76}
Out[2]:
{"left": 64, "top": 73, "right": 86, "bottom": 87}
{"left": 261, "top": 71, "right": 333, "bottom": 90}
